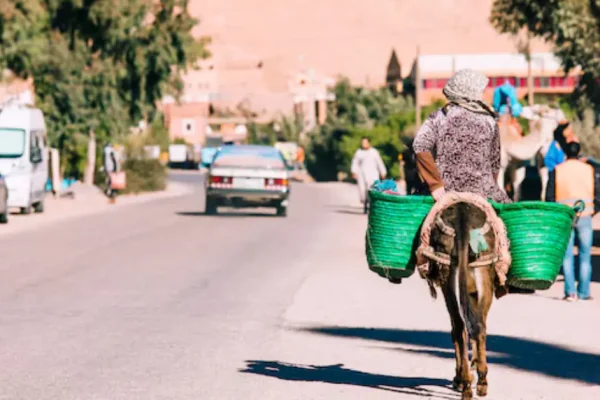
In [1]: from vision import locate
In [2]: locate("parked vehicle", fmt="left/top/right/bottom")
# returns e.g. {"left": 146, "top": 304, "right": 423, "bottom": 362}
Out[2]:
{"left": 205, "top": 145, "right": 291, "bottom": 216}
{"left": 0, "top": 105, "right": 48, "bottom": 214}
{"left": 0, "top": 172, "right": 8, "bottom": 223}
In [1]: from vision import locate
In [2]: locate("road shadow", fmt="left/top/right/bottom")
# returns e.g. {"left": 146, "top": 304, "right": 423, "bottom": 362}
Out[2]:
{"left": 326, "top": 204, "right": 366, "bottom": 216}
{"left": 301, "top": 327, "right": 600, "bottom": 386}
{"left": 593, "top": 255, "right": 600, "bottom": 283}
{"left": 176, "top": 211, "right": 278, "bottom": 218}
{"left": 239, "top": 360, "right": 456, "bottom": 398}
{"left": 334, "top": 209, "right": 366, "bottom": 216}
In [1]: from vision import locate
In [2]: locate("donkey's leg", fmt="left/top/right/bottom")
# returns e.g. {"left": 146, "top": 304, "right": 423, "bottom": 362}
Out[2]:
{"left": 474, "top": 330, "right": 489, "bottom": 397}
{"left": 443, "top": 285, "right": 473, "bottom": 399}
{"left": 513, "top": 166, "right": 526, "bottom": 202}
{"left": 475, "top": 293, "right": 494, "bottom": 397}
{"left": 443, "top": 287, "right": 464, "bottom": 389}
{"left": 458, "top": 327, "right": 473, "bottom": 400}
{"left": 539, "top": 166, "right": 549, "bottom": 201}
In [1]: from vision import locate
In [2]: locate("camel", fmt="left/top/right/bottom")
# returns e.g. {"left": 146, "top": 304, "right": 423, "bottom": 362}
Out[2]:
{"left": 497, "top": 105, "right": 566, "bottom": 201}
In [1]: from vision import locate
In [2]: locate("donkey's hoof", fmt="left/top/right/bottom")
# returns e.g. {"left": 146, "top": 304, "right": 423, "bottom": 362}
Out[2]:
{"left": 477, "top": 383, "right": 488, "bottom": 397}
{"left": 452, "top": 377, "right": 464, "bottom": 391}
{"left": 461, "top": 388, "right": 473, "bottom": 400}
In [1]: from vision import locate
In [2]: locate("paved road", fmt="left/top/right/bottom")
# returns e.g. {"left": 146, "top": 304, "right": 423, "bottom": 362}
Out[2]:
{"left": 1, "top": 175, "right": 599, "bottom": 399}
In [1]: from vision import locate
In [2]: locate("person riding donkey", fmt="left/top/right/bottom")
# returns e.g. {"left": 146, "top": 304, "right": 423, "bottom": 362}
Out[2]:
{"left": 413, "top": 69, "right": 510, "bottom": 204}
{"left": 413, "top": 69, "right": 514, "bottom": 399}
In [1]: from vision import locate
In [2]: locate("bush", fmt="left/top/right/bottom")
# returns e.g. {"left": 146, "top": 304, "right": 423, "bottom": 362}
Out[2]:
{"left": 306, "top": 125, "right": 350, "bottom": 182}
{"left": 572, "top": 109, "right": 600, "bottom": 160}
{"left": 119, "top": 133, "right": 168, "bottom": 194}
{"left": 123, "top": 158, "right": 167, "bottom": 194}
{"left": 147, "top": 115, "right": 171, "bottom": 151}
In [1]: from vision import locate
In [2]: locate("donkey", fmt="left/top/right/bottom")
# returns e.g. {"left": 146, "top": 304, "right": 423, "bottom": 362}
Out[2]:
{"left": 426, "top": 201, "right": 499, "bottom": 400}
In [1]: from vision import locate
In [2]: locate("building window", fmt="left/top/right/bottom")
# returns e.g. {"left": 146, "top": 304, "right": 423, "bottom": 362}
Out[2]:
{"left": 518, "top": 78, "right": 527, "bottom": 87}
{"left": 182, "top": 119, "right": 195, "bottom": 135}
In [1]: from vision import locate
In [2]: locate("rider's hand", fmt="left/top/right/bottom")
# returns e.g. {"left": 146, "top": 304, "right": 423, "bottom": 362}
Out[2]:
{"left": 431, "top": 187, "right": 446, "bottom": 202}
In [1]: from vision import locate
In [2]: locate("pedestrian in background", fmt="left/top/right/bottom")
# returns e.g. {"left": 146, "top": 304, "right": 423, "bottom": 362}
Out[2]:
{"left": 400, "top": 138, "right": 419, "bottom": 195}
{"left": 546, "top": 141, "right": 599, "bottom": 301}
{"left": 351, "top": 137, "right": 387, "bottom": 214}
{"left": 295, "top": 146, "right": 305, "bottom": 170}
{"left": 103, "top": 142, "right": 121, "bottom": 202}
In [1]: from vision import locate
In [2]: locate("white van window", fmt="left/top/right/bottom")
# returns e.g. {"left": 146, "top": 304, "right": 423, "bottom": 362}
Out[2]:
{"left": 0, "top": 128, "right": 26, "bottom": 158}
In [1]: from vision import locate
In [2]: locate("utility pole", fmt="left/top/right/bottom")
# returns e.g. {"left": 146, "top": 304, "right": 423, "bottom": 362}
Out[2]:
{"left": 415, "top": 45, "right": 422, "bottom": 129}
{"left": 526, "top": 32, "right": 534, "bottom": 106}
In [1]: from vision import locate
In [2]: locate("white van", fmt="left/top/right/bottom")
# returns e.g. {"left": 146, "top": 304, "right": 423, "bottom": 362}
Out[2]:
{"left": 0, "top": 105, "right": 48, "bottom": 214}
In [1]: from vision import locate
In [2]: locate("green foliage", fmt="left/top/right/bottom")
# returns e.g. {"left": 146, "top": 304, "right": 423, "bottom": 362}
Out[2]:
{"left": 306, "top": 124, "right": 350, "bottom": 182}
{"left": 571, "top": 109, "right": 600, "bottom": 160}
{"left": 123, "top": 158, "right": 167, "bottom": 194}
{"left": 147, "top": 115, "right": 171, "bottom": 151}
{"left": 120, "top": 133, "right": 167, "bottom": 193}
{"left": 247, "top": 122, "right": 277, "bottom": 145}
{"left": 304, "top": 77, "right": 437, "bottom": 182}
{"left": 0, "top": 0, "right": 209, "bottom": 178}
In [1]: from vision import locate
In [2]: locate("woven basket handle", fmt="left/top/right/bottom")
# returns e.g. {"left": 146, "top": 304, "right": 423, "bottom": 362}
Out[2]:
{"left": 572, "top": 200, "right": 585, "bottom": 227}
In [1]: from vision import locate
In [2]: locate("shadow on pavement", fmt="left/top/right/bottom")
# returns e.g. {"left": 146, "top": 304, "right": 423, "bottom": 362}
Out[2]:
{"left": 176, "top": 211, "right": 277, "bottom": 218}
{"left": 239, "top": 360, "right": 456, "bottom": 398}
{"left": 593, "top": 256, "right": 600, "bottom": 283}
{"left": 334, "top": 209, "right": 366, "bottom": 216}
{"left": 301, "top": 327, "right": 600, "bottom": 386}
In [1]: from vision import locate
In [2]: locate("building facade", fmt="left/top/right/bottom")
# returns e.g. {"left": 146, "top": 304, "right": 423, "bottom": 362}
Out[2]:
{"left": 413, "top": 52, "right": 580, "bottom": 106}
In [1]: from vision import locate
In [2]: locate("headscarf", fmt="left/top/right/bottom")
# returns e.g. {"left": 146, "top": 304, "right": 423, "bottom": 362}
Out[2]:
{"left": 443, "top": 69, "right": 497, "bottom": 117}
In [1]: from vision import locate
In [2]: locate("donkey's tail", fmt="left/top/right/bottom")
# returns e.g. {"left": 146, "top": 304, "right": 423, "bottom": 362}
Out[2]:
{"left": 455, "top": 203, "right": 482, "bottom": 339}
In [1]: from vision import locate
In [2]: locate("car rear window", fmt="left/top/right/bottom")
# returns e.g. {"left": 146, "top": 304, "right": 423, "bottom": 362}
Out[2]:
{"left": 213, "top": 146, "right": 287, "bottom": 169}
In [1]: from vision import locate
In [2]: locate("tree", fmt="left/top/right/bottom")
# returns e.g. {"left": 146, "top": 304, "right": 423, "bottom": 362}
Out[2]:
{"left": 0, "top": 0, "right": 209, "bottom": 181}
{"left": 490, "top": 0, "right": 600, "bottom": 107}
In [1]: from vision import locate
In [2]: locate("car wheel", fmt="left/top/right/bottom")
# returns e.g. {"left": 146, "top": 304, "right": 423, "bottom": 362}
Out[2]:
{"left": 0, "top": 212, "right": 7, "bottom": 224}
{"left": 21, "top": 205, "right": 32, "bottom": 215}
{"left": 276, "top": 205, "right": 287, "bottom": 217}
{"left": 33, "top": 200, "right": 45, "bottom": 213}
{"left": 205, "top": 197, "right": 218, "bottom": 215}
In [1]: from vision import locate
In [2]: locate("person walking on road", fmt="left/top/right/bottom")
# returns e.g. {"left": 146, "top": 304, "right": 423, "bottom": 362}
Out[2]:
{"left": 295, "top": 146, "right": 306, "bottom": 170}
{"left": 400, "top": 138, "right": 419, "bottom": 195}
{"left": 351, "top": 137, "right": 387, "bottom": 213}
{"left": 103, "top": 143, "right": 120, "bottom": 202}
{"left": 546, "top": 141, "right": 599, "bottom": 301}
{"left": 413, "top": 69, "right": 510, "bottom": 204}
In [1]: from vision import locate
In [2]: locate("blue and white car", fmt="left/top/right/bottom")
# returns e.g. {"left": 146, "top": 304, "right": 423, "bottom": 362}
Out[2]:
{"left": 205, "top": 145, "right": 291, "bottom": 216}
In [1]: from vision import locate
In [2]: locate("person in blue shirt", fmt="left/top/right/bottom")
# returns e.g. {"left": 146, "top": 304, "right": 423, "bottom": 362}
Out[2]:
{"left": 544, "top": 140, "right": 566, "bottom": 172}
{"left": 545, "top": 121, "right": 581, "bottom": 172}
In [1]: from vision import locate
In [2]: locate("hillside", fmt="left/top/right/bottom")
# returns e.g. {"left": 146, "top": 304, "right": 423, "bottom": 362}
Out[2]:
{"left": 189, "top": 0, "right": 549, "bottom": 114}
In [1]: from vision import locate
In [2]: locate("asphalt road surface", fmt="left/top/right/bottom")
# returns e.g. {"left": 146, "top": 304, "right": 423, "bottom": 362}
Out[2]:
{"left": 1, "top": 173, "right": 599, "bottom": 399}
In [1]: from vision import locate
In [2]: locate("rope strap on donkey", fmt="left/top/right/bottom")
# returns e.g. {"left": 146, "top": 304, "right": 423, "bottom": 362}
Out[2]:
{"left": 415, "top": 192, "right": 511, "bottom": 287}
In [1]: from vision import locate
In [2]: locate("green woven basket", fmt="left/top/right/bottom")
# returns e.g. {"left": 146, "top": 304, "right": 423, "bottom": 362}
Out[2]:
{"left": 492, "top": 201, "right": 578, "bottom": 290}
{"left": 366, "top": 191, "right": 434, "bottom": 280}
{"left": 367, "top": 191, "right": 579, "bottom": 290}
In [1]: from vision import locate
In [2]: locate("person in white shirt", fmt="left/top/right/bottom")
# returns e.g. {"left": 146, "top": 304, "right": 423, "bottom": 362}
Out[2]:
{"left": 351, "top": 137, "right": 387, "bottom": 213}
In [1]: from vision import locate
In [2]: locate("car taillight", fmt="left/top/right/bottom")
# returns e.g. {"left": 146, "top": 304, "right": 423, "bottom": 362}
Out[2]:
{"left": 265, "top": 178, "right": 288, "bottom": 189}
{"left": 209, "top": 176, "right": 233, "bottom": 187}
